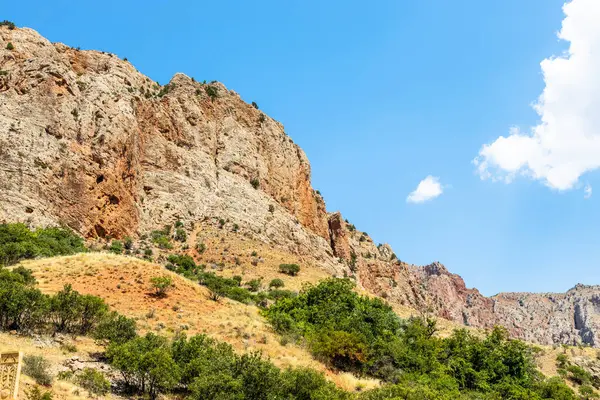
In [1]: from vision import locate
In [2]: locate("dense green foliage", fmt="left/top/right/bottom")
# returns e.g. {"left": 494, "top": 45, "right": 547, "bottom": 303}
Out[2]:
{"left": 0, "top": 223, "right": 85, "bottom": 266}
{"left": 108, "top": 332, "right": 348, "bottom": 400}
{"left": 0, "top": 266, "right": 135, "bottom": 338}
{"left": 264, "top": 278, "right": 579, "bottom": 399}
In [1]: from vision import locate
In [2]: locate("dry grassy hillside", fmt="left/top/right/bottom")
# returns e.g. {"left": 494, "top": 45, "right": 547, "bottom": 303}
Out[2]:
{"left": 17, "top": 253, "right": 380, "bottom": 392}
{"left": 184, "top": 224, "right": 332, "bottom": 292}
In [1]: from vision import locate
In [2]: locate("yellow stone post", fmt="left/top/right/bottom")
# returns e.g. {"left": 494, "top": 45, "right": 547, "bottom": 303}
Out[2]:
{"left": 0, "top": 352, "right": 23, "bottom": 400}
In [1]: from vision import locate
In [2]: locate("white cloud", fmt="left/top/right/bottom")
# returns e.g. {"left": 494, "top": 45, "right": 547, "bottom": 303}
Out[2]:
{"left": 474, "top": 0, "right": 600, "bottom": 191}
{"left": 584, "top": 184, "right": 592, "bottom": 199}
{"left": 407, "top": 176, "right": 443, "bottom": 204}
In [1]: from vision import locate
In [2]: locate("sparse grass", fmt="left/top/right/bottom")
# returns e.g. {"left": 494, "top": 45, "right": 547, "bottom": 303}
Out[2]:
{"left": 18, "top": 252, "right": 380, "bottom": 391}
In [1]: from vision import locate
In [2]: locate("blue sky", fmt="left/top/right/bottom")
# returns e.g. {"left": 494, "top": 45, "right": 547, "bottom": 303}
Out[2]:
{"left": 8, "top": 0, "right": 600, "bottom": 296}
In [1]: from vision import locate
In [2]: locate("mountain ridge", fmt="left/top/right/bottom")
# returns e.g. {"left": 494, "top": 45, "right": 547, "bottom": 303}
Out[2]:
{"left": 2, "top": 25, "right": 599, "bottom": 347}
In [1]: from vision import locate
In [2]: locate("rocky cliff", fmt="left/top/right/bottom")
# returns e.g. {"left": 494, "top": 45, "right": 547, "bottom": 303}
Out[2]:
{"left": 1, "top": 26, "right": 599, "bottom": 347}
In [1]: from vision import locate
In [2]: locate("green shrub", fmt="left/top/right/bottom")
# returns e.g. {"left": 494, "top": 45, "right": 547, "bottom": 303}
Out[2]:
{"left": 251, "top": 101, "right": 259, "bottom": 109}
{"left": 205, "top": 85, "right": 218, "bottom": 100}
{"left": 566, "top": 364, "right": 593, "bottom": 385}
{"left": 25, "top": 386, "right": 53, "bottom": 400}
{"left": 151, "top": 276, "right": 174, "bottom": 297}
{"left": 250, "top": 178, "right": 260, "bottom": 189}
{"left": 109, "top": 240, "right": 123, "bottom": 254}
{"left": 579, "top": 385, "right": 598, "bottom": 399}
{"left": 157, "top": 83, "right": 174, "bottom": 97}
{"left": 167, "top": 254, "right": 196, "bottom": 271}
{"left": 94, "top": 311, "right": 137, "bottom": 344}
{"left": 266, "top": 289, "right": 296, "bottom": 300}
{"left": 6, "top": 42, "right": 14, "bottom": 50}
{"left": 308, "top": 330, "right": 368, "bottom": 371}
{"left": 107, "top": 333, "right": 180, "bottom": 400}
{"left": 268, "top": 204, "right": 275, "bottom": 213}
{"left": 0, "top": 223, "right": 85, "bottom": 266}
{"left": 23, "top": 355, "right": 53, "bottom": 386}
{"left": 246, "top": 279, "right": 262, "bottom": 292}
{"left": 278, "top": 263, "right": 300, "bottom": 276}
{"left": 196, "top": 242, "right": 206, "bottom": 253}
{"left": 174, "top": 228, "right": 187, "bottom": 242}
{"left": 0, "top": 20, "right": 16, "bottom": 30}
{"left": 269, "top": 278, "right": 284, "bottom": 289}
{"left": 0, "top": 268, "right": 123, "bottom": 337}
{"left": 76, "top": 368, "right": 111, "bottom": 396}
{"left": 151, "top": 230, "right": 172, "bottom": 249}
{"left": 124, "top": 237, "right": 133, "bottom": 250}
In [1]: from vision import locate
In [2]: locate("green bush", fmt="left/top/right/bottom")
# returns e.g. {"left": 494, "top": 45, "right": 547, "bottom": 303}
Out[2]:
{"left": 167, "top": 254, "right": 196, "bottom": 271}
{"left": 198, "top": 272, "right": 257, "bottom": 303}
{"left": 124, "top": 237, "right": 133, "bottom": 250}
{"left": 250, "top": 178, "right": 260, "bottom": 189}
{"left": 205, "top": 85, "right": 218, "bottom": 100}
{"left": 157, "top": 83, "right": 174, "bottom": 97}
{"left": 566, "top": 364, "right": 593, "bottom": 385}
{"left": 25, "top": 386, "right": 53, "bottom": 400}
{"left": 269, "top": 278, "right": 284, "bottom": 289}
{"left": 6, "top": 42, "right": 14, "bottom": 50}
{"left": 579, "top": 384, "right": 598, "bottom": 399}
{"left": 23, "top": 355, "right": 53, "bottom": 386}
{"left": 50, "top": 284, "right": 109, "bottom": 334}
{"left": 76, "top": 368, "right": 111, "bottom": 396}
{"left": 109, "top": 240, "right": 123, "bottom": 254}
{"left": 246, "top": 279, "right": 262, "bottom": 292}
{"left": 0, "top": 269, "right": 123, "bottom": 336}
{"left": 151, "top": 275, "right": 174, "bottom": 297}
{"left": 279, "top": 263, "right": 300, "bottom": 276}
{"left": 107, "top": 333, "right": 180, "bottom": 400}
{"left": 94, "top": 311, "right": 137, "bottom": 344}
{"left": 151, "top": 229, "right": 172, "bottom": 249}
{"left": 174, "top": 228, "right": 187, "bottom": 242}
{"left": 0, "top": 223, "right": 85, "bottom": 266}
{"left": 0, "top": 20, "right": 16, "bottom": 30}
{"left": 252, "top": 101, "right": 259, "bottom": 109}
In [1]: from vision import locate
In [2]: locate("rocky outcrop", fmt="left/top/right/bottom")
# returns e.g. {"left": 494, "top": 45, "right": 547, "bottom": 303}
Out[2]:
{"left": 0, "top": 26, "right": 337, "bottom": 272}
{"left": 2, "top": 26, "right": 600, "bottom": 347}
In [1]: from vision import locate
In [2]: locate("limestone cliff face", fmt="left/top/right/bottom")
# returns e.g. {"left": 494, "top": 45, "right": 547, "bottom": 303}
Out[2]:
{"left": 2, "top": 26, "right": 600, "bottom": 347}
{"left": 0, "top": 26, "right": 334, "bottom": 270}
